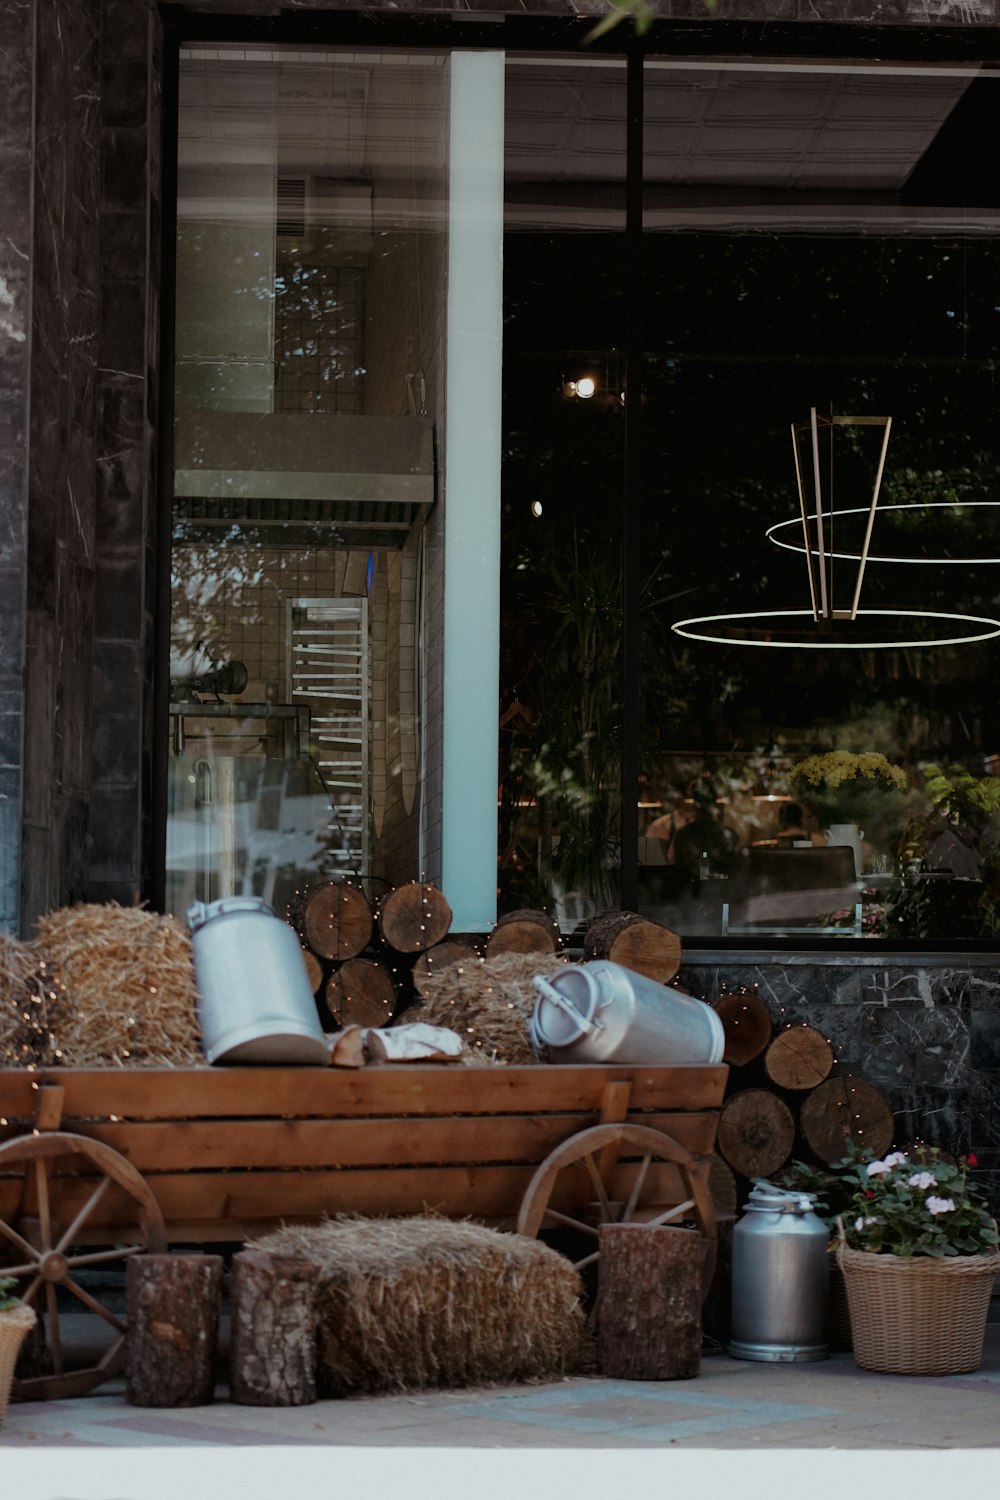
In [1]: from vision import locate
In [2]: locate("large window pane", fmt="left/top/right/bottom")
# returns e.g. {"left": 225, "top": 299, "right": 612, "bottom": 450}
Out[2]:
{"left": 638, "top": 61, "right": 1000, "bottom": 943}
{"left": 500, "top": 56, "right": 627, "bottom": 929}
{"left": 168, "top": 45, "right": 448, "bottom": 920}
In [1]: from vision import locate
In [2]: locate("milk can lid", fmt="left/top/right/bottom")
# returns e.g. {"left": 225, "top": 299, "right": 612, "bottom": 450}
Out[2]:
{"left": 187, "top": 896, "right": 277, "bottom": 932}
{"left": 531, "top": 967, "right": 604, "bottom": 1048}
{"left": 745, "top": 1180, "right": 818, "bottom": 1215}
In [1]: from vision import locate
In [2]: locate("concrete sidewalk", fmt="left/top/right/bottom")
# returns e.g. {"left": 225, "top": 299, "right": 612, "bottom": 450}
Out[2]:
{"left": 5, "top": 1321, "right": 1000, "bottom": 1452}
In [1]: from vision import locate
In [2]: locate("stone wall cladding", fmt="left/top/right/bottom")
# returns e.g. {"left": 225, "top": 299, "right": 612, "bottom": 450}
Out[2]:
{"left": 677, "top": 954, "right": 1000, "bottom": 1211}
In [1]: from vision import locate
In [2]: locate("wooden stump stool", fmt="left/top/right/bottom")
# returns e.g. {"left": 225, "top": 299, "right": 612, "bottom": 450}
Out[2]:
{"left": 229, "top": 1251, "right": 320, "bottom": 1407}
{"left": 126, "top": 1253, "right": 223, "bottom": 1407}
{"left": 597, "top": 1224, "right": 702, "bottom": 1381}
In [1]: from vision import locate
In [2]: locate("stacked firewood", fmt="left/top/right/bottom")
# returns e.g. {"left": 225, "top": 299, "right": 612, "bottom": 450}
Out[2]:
{"left": 288, "top": 884, "right": 690, "bottom": 1064}
{"left": 709, "top": 981, "right": 895, "bottom": 1191}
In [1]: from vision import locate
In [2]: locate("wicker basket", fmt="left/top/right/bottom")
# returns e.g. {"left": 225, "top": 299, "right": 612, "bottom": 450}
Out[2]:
{"left": 0, "top": 1303, "right": 37, "bottom": 1424}
{"left": 837, "top": 1239, "right": 1000, "bottom": 1375}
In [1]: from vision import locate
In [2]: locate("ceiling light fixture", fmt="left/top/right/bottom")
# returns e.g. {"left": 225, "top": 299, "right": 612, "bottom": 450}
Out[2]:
{"left": 671, "top": 408, "right": 1000, "bottom": 649}
{"left": 766, "top": 499, "right": 1000, "bottom": 566}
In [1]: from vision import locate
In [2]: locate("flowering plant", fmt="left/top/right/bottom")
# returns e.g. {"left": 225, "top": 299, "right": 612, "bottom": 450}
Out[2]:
{"left": 0, "top": 1276, "right": 21, "bottom": 1312}
{"left": 788, "top": 751, "right": 907, "bottom": 830}
{"left": 844, "top": 1149, "right": 999, "bottom": 1259}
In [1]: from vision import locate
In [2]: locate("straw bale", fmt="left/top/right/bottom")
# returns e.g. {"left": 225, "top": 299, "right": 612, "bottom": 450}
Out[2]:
{"left": 247, "top": 1215, "right": 587, "bottom": 1396}
{"left": 0, "top": 934, "right": 66, "bottom": 1068}
{"left": 407, "top": 951, "right": 571, "bottom": 1066}
{"left": 31, "top": 903, "right": 204, "bottom": 1068}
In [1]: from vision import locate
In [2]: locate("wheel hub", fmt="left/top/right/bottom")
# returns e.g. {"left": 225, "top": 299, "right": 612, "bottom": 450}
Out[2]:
{"left": 38, "top": 1250, "right": 69, "bottom": 1282}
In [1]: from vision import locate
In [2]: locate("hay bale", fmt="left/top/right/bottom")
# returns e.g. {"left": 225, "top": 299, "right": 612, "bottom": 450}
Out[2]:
{"left": 0, "top": 934, "right": 66, "bottom": 1068}
{"left": 32, "top": 903, "right": 204, "bottom": 1068}
{"left": 247, "top": 1216, "right": 586, "bottom": 1396}
{"left": 408, "top": 951, "right": 571, "bottom": 1066}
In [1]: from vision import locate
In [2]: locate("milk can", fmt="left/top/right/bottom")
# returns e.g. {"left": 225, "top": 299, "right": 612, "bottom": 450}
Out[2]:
{"left": 188, "top": 896, "right": 330, "bottom": 1065}
{"left": 530, "top": 959, "right": 725, "bottom": 1065}
{"left": 729, "top": 1180, "right": 830, "bottom": 1362}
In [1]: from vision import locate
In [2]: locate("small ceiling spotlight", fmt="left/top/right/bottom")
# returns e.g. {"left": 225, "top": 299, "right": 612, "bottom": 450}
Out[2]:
{"left": 531, "top": 500, "right": 543, "bottom": 518}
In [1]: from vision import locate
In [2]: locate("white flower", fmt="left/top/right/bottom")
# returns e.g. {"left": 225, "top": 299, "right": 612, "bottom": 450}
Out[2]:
{"left": 926, "top": 1196, "right": 956, "bottom": 1215}
{"left": 883, "top": 1152, "right": 909, "bottom": 1167}
{"left": 907, "top": 1172, "right": 937, "bottom": 1190}
{"left": 854, "top": 1216, "right": 877, "bottom": 1231}
{"left": 866, "top": 1159, "right": 892, "bottom": 1176}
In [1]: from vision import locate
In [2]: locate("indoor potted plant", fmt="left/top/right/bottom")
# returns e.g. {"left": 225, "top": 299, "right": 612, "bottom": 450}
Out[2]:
{"left": 0, "top": 1276, "right": 35, "bottom": 1425}
{"left": 836, "top": 1148, "right": 1000, "bottom": 1375}
{"left": 788, "top": 751, "right": 908, "bottom": 876}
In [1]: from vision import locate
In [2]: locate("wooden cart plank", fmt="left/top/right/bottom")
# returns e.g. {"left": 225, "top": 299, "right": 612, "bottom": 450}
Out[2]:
{"left": 0, "top": 1162, "right": 691, "bottom": 1245}
{"left": 0, "top": 1110, "right": 719, "bottom": 1171}
{"left": 0, "top": 1063, "right": 728, "bottom": 1122}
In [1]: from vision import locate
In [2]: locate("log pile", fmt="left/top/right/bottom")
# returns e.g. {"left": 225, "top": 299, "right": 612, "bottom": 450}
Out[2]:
{"left": 707, "top": 981, "right": 896, "bottom": 1193}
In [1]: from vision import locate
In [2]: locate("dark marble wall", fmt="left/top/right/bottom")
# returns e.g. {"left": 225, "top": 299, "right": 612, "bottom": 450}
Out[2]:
{"left": 0, "top": 0, "right": 159, "bottom": 935}
{"left": 0, "top": 0, "right": 34, "bottom": 935}
{"left": 677, "top": 953, "right": 1000, "bottom": 1212}
{"left": 20, "top": 0, "right": 102, "bottom": 926}
{"left": 177, "top": 0, "right": 1000, "bottom": 22}
{"left": 88, "top": 0, "right": 161, "bottom": 908}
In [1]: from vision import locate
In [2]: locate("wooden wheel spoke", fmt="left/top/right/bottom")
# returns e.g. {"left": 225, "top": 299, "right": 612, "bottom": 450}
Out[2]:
{"left": 20, "top": 1274, "right": 42, "bottom": 1307}
{"left": 643, "top": 1198, "right": 696, "bottom": 1229}
{"left": 34, "top": 1158, "right": 54, "bottom": 1252}
{"left": 573, "top": 1249, "right": 601, "bottom": 1273}
{"left": 64, "top": 1244, "right": 144, "bottom": 1271}
{"left": 62, "top": 1274, "right": 126, "bottom": 1333}
{"left": 622, "top": 1153, "right": 654, "bottom": 1223}
{"left": 46, "top": 1281, "right": 63, "bottom": 1375}
{"left": 0, "top": 1217, "right": 41, "bottom": 1262}
{"left": 55, "top": 1176, "right": 112, "bottom": 1254}
{"left": 582, "top": 1153, "right": 614, "bottom": 1220}
{"left": 542, "top": 1208, "right": 600, "bottom": 1238}
{"left": 0, "top": 1259, "right": 40, "bottom": 1278}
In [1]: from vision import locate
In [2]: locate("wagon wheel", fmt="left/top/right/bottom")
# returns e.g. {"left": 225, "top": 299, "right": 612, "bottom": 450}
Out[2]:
{"left": 516, "top": 1123, "right": 717, "bottom": 1303}
{"left": 0, "top": 1131, "right": 167, "bottom": 1400}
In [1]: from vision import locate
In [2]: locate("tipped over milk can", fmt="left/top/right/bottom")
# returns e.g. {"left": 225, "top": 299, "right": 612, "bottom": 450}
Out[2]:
{"left": 729, "top": 1181, "right": 830, "bottom": 1362}
{"left": 188, "top": 896, "right": 330, "bottom": 1065}
{"left": 530, "top": 959, "right": 725, "bottom": 1065}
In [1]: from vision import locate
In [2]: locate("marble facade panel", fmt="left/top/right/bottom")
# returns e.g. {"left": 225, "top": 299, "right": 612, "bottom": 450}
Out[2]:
{"left": 970, "top": 1009, "right": 1000, "bottom": 1071}
{"left": 860, "top": 1003, "right": 971, "bottom": 1088}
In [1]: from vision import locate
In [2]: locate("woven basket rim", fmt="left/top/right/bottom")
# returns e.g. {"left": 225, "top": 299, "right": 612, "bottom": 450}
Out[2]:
{"left": 838, "top": 1243, "right": 1000, "bottom": 1274}
{"left": 0, "top": 1302, "right": 36, "bottom": 1329}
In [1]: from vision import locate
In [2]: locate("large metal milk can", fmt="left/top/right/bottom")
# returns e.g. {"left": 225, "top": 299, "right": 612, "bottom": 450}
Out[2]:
{"left": 188, "top": 896, "right": 330, "bottom": 1065}
{"left": 729, "top": 1180, "right": 830, "bottom": 1362}
{"left": 530, "top": 960, "right": 725, "bottom": 1065}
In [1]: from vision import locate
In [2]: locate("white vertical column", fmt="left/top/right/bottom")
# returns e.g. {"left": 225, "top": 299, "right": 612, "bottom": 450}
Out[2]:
{"left": 441, "top": 51, "right": 504, "bottom": 931}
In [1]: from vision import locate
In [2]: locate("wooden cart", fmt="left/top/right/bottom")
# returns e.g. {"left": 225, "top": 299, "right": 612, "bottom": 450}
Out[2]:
{"left": 0, "top": 1059, "right": 727, "bottom": 1398}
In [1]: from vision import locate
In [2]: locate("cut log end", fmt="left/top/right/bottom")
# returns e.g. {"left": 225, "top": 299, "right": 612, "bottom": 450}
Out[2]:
{"left": 584, "top": 912, "right": 682, "bottom": 984}
{"left": 378, "top": 882, "right": 453, "bottom": 953}
{"left": 485, "top": 909, "right": 561, "bottom": 959}
{"left": 764, "top": 1024, "right": 835, "bottom": 1091}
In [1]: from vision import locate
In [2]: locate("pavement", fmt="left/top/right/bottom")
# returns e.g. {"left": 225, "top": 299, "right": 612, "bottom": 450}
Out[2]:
{"left": 4, "top": 1317, "right": 1000, "bottom": 1500}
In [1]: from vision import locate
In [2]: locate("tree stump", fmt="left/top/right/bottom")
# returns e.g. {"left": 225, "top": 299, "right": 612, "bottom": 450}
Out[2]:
{"left": 717, "top": 1088, "right": 796, "bottom": 1179}
{"left": 229, "top": 1251, "right": 320, "bottom": 1407}
{"left": 800, "top": 1073, "right": 894, "bottom": 1165}
{"left": 596, "top": 1225, "right": 702, "bottom": 1380}
{"left": 325, "top": 958, "right": 397, "bottom": 1028}
{"left": 296, "top": 881, "right": 372, "bottom": 962}
{"left": 764, "top": 1024, "right": 835, "bottom": 1091}
{"left": 485, "top": 909, "right": 560, "bottom": 959}
{"left": 378, "top": 882, "right": 453, "bottom": 952}
{"left": 126, "top": 1253, "right": 223, "bottom": 1407}
{"left": 583, "top": 912, "right": 681, "bottom": 984}
{"left": 411, "top": 939, "right": 482, "bottom": 997}
{"left": 710, "top": 983, "right": 773, "bottom": 1066}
